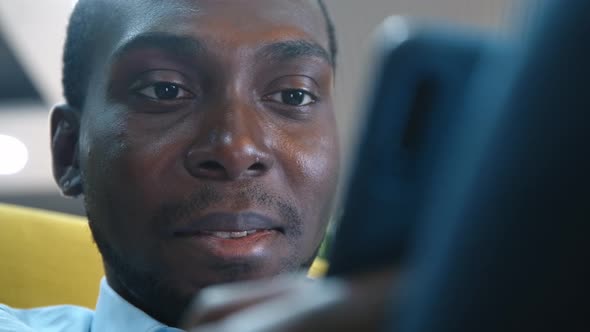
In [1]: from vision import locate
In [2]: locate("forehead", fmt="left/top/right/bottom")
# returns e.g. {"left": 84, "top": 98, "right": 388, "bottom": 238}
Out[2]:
{"left": 102, "top": 0, "right": 329, "bottom": 59}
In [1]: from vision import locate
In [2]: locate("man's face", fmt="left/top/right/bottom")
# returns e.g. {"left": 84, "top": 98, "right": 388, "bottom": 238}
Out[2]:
{"left": 70, "top": 0, "right": 338, "bottom": 323}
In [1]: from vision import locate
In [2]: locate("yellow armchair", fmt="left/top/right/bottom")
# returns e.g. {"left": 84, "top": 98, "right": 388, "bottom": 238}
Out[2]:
{"left": 0, "top": 203, "right": 103, "bottom": 309}
{"left": 0, "top": 203, "right": 328, "bottom": 310}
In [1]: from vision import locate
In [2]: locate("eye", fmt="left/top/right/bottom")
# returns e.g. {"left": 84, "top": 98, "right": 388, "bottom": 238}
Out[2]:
{"left": 136, "top": 82, "right": 194, "bottom": 100}
{"left": 266, "top": 89, "right": 316, "bottom": 106}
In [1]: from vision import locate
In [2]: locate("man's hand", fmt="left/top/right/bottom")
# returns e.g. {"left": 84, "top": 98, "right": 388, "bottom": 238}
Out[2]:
{"left": 182, "top": 268, "right": 397, "bottom": 332}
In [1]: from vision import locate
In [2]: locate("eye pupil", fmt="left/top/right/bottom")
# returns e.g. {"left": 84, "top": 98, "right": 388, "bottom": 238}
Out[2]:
{"left": 282, "top": 90, "right": 306, "bottom": 106}
{"left": 154, "top": 83, "right": 179, "bottom": 100}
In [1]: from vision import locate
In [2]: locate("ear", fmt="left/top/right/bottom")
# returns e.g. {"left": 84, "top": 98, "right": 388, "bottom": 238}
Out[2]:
{"left": 50, "top": 104, "right": 83, "bottom": 197}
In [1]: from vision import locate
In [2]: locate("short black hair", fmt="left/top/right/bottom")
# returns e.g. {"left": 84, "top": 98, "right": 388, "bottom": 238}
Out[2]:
{"left": 62, "top": 0, "right": 338, "bottom": 110}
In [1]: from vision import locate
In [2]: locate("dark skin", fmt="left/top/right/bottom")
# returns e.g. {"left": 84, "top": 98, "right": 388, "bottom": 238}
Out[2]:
{"left": 50, "top": 0, "right": 339, "bottom": 327}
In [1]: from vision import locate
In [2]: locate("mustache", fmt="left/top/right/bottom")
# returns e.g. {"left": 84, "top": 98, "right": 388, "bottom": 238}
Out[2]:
{"left": 151, "top": 184, "right": 303, "bottom": 236}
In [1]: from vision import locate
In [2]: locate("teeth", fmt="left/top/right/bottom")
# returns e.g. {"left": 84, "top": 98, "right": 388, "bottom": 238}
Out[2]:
{"left": 208, "top": 231, "right": 257, "bottom": 239}
{"left": 210, "top": 232, "right": 234, "bottom": 239}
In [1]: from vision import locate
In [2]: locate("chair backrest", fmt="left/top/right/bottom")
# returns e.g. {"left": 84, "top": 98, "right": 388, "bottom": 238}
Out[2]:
{"left": 0, "top": 203, "right": 104, "bottom": 309}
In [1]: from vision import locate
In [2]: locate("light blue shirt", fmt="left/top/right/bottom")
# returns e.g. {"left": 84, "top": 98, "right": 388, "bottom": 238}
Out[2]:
{"left": 0, "top": 278, "right": 184, "bottom": 332}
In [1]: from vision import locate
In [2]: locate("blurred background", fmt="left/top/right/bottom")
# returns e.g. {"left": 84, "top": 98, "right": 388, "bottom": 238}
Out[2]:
{"left": 0, "top": 0, "right": 536, "bottom": 216}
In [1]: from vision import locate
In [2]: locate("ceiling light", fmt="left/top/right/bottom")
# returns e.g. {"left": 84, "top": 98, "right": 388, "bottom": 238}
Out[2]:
{"left": 0, "top": 134, "right": 29, "bottom": 175}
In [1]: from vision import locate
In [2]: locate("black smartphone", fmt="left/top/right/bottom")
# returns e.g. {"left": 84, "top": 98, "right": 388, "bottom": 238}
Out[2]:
{"left": 328, "top": 18, "right": 490, "bottom": 276}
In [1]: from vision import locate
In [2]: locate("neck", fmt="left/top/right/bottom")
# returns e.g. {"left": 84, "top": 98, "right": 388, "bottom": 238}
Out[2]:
{"left": 104, "top": 265, "right": 189, "bottom": 327}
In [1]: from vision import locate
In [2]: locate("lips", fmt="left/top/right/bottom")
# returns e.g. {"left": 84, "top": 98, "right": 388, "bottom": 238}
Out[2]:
{"left": 170, "top": 212, "right": 284, "bottom": 260}
{"left": 172, "top": 212, "right": 283, "bottom": 238}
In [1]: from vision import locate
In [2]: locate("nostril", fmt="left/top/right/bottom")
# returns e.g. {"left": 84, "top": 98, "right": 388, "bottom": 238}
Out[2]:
{"left": 248, "top": 162, "right": 266, "bottom": 172}
{"left": 187, "top": 154, "right": 271, "bottom": 179}
{"left": 199, "top": 160, "right": 224, "bottom": 171}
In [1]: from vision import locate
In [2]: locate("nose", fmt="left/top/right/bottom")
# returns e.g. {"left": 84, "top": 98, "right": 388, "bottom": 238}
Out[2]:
{"left": 185, "top": 112, "right": 274, "bottom": 181}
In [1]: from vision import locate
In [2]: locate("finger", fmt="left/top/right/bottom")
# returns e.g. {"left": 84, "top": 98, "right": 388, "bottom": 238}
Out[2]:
{"left": 188, "top": 277, "right": 348, "bottom": 332}
{"left": 181, "top": 273, "right": 309, "bottom": 328}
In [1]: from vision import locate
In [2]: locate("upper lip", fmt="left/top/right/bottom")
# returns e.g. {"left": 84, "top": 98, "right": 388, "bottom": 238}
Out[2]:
{"left": 172, "top": 212, "right": 282, "bottom": 237}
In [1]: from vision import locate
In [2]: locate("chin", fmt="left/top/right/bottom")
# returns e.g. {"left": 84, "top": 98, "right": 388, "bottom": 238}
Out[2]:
{"left": 176, "top": 256, "right": 302, "bottom": 291}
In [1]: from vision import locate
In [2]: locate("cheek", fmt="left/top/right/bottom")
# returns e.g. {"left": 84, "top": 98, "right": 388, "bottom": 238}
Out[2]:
{"left": 80, "top": 110, "right": 129, "bottom": 194}
{"left": 117, "top": 122, "right": 180, "bottom": 188}
{"left": 285, "top": 130, "right": 340, "bottom": 253}
{"left": 79, "top": 110, "right": 136, "bottom": 244}
{"left": 80, "top": 110, "right": 183, "bottom": 226}
{"left": 296, "top": 136, "right": 339, "bottom": 192}
{"left": 278, "top": 123, "right": 340, "bottom": 221}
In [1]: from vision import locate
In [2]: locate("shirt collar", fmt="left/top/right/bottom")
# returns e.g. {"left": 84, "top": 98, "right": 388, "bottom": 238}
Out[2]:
{"left": 92, "top": 278, "right": 184, "bottom": 332}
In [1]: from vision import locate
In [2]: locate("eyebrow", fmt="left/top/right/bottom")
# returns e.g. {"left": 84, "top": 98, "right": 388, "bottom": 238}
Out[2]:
{"left": 110, "top": 32, "right": 205, "bottom": 63}
{"left": 257, "top": 40, "right": 332, "bottom": 66}
{"left": 110, "top": 33, "right": 332, "bottom": 66}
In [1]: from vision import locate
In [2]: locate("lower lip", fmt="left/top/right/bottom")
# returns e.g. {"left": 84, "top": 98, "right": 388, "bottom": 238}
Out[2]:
{"left": 177, "top": 230, "right": 280, "bottom": 258}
